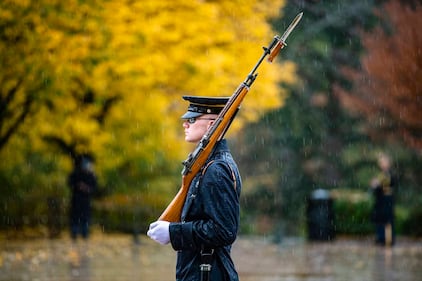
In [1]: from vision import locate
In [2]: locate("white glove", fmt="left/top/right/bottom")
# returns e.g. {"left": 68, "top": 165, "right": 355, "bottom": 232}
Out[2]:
{"left": 147, "top": 221, "right": 170, "bottom": 245}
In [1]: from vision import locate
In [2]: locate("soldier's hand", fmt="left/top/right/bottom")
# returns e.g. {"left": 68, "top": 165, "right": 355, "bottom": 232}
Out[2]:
{"left": 147, "top": 221, "right": 170, "bottom": 245}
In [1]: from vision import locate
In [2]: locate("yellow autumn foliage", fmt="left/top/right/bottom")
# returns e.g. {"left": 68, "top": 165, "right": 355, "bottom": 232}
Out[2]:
{"left": 0, "top": 0, "right": 297, "bottom": 192}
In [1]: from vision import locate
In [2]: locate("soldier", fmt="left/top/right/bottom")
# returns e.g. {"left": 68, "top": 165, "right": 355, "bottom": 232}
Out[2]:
{"left": 148, "top": 96, "right": 242, "bottom": 281}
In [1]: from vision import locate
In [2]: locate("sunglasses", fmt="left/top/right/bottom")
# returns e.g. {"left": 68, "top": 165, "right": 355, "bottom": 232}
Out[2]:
{"left": 186, "top": 117, "right": 216, "bottom": 124}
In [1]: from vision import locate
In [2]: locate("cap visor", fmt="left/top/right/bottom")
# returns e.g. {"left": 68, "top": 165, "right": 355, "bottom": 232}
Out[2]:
{"left": 181, "top": 111, "right": 203, "bottom": 119}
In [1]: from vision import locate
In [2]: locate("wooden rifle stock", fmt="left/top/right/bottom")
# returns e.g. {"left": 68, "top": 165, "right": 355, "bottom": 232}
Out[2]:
{"left": 158, "top": 174, "right": 196, "bottom": 222}
{"left": 158, "top": 13, "right": 303, "bottom": 222}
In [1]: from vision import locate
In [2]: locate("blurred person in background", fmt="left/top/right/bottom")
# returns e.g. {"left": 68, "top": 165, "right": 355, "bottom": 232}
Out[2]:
{"left": 68, "top": 155, "right": 97, "bottom": 240}
{"left": 370, "top": 153, "right": 396, "bottom": 246}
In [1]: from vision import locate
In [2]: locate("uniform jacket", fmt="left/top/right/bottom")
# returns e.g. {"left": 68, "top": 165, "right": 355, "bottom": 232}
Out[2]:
{"left": 169, "top": 139, "right": 242, "bottom": 281}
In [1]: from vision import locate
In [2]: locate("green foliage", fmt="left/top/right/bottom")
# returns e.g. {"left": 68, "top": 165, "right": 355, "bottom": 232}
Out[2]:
{"left": 401, "top": 200, "right": 422, "bottom": 236}
{"left": 333, "top": 192, "right": 373, "bottom": 235}
{"left": 232, "top": 0, "right": 422, "bottom": 236}
{"left": 332, "top": 189, "right": 418, "bottom": 236}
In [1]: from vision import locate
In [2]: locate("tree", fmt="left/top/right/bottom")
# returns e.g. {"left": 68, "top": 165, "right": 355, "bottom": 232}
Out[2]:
{"left": 1, "top": 0, "right": 293, "bottom": 176}
{"left": 0, "top": 0, "right": 56, "bottom": 150}
{"left": 0, "top": 0, "right": 297, "bottom": 229}
{"left": 335, "top": 0, "right": 422, "bottom": 152}
{"left": 234, "top": 0, "right": 422, "bottom": 236}
{"left": 233, "top": 0, "right": 388, "bottom": 234}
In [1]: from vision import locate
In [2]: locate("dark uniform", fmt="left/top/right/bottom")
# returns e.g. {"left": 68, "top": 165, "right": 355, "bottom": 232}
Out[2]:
{"left": 68, "top": 157, "right": 97, "bottom": 239}
{"left": 170, "top": 140, "right": 241, "bottom": 281}
{"left": 169, "top": 96, "right": 242, "bottom": 281}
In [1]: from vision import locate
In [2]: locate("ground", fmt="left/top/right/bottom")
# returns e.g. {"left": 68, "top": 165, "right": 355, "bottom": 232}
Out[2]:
{"left": 1, "top": 230, "right": 421, "bottom": 281}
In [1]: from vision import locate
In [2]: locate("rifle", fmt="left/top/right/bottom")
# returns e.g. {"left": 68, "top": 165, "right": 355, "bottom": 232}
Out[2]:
{"left": 159, "top": 12, "right": 303, "bottom": 222}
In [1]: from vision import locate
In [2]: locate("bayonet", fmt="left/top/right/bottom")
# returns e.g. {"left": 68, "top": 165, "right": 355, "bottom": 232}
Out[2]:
{"left": 281, "top": 12, "right": 303, "bottom": 43}
{"left": 268, "top": 12, "right": 303, "bottom": 62}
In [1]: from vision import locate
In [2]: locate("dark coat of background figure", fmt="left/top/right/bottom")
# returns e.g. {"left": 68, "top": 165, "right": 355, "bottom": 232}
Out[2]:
{"left": 68, "top": 156, "right": 97, "bottom": 240}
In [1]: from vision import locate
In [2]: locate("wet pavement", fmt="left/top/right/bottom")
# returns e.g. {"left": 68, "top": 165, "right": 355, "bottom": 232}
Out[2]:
{"left": 0, "top": 232, "right": 421, "bottom": 281}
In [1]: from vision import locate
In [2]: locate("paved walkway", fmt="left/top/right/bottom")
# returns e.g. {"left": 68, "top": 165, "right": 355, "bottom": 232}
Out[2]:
{"left": 1, "top": 232, "right": 421, "bottom": 281}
